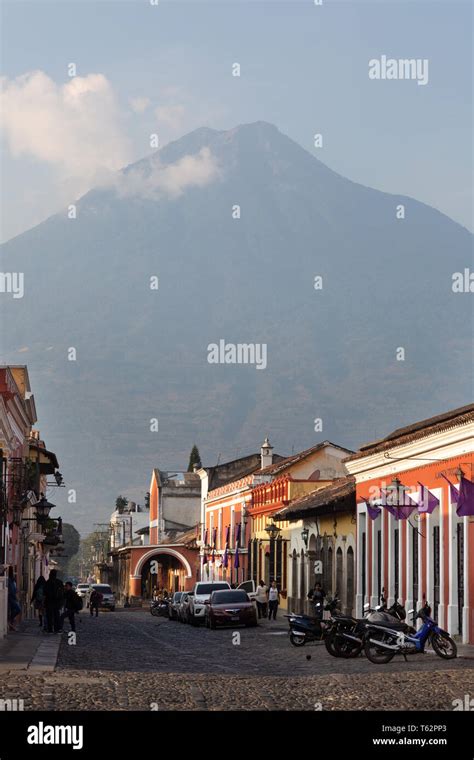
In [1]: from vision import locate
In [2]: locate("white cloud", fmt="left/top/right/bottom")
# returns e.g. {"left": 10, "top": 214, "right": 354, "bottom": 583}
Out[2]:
{"left": 129, "top": 96, "right": 151, "bottom": 114}
{"left": 154, "top": 104, "right": 186, "bottom": 131}
{"left": 112, "top": 147, "right": 219, "bottom": 201}
{"left": 0, "top": 70, "right": 131, "bottom": 180}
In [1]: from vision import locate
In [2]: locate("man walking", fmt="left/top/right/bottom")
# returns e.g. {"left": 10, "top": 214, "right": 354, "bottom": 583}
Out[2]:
{"left": 60, "top": 582, "right": 79, "bottom": 632}
{"left": 268, "top": 580, "right": 280, "bottom": 621}
{"left": 255, "top": 579, "right": 268, "bottom": 619}
{"left": 44, "top": 569, "right": 64, "bottom": 633}
{"left": 89, "top": 588, "right": 102, "bottom": 617}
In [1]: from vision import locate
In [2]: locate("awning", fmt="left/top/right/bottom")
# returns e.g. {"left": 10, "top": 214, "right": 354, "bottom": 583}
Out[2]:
{"left": 28, "top": 444, "right": 59, "bottom": 474}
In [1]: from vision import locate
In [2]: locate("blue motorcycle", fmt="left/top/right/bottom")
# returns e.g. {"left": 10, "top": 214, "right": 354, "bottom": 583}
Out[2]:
{"left": 363, "top": 602, "right": 457, "bottom": 664}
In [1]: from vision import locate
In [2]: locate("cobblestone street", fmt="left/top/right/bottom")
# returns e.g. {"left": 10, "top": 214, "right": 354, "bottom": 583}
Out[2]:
{"left": 1, "top": 608, "right": 473, "bottom": 711}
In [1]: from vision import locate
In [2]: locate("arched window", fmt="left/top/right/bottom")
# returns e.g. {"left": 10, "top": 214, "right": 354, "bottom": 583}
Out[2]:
{"left": 336, "top": 547, "right": 343, "bottom": 598}
{"left": 327, "top": 546, "right": 333, "bottom": 594}
{"left": 299, "top": 549, "right": 306, "bottom": 602}
{"left": 346, "top": 547, "right": 354, "bottom": 615}
{"left": 292, "top": 550, "right": 298, "bottom": 598}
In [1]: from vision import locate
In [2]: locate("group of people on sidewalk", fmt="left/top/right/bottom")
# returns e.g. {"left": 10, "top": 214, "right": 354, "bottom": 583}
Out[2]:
{"left": 255, "top": 580, "right": 281, "bottom": 620}
{"left": 30, "top": 570, "right": 84, "bottom": 633}
{"left": 9, "top": 569, "right": 101, "bottom": 635}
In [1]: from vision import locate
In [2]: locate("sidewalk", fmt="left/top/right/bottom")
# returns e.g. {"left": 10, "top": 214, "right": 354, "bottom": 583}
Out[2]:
{"left": 0, "top": 618, "right": 61, "bottom": 672}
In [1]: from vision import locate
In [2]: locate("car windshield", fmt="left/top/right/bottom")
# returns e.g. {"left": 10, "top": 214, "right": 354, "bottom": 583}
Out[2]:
{"left": 173, "top": 592, "right": 183, "bottom": 602}
{"left": 77, "top": 585, "right": 89, "bottom": 589}
{"left": 212, "top": 591, "right": 248, "bottom": 604}
{"left": 196, "top": 583, "right": 229, "bottom": 595}
{"left": 94, "top": 586, "right": 112, "bottom": 594}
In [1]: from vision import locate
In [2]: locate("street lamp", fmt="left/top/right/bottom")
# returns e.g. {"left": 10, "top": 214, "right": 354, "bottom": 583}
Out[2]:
{"left": 265, "top": 523, "right": 280, "bottom": 541}
{"left": 36, "top": 496, "right": 55, "bottom": 524}
{"left": 301, "top": 527, "right": 309, "bottom": 548}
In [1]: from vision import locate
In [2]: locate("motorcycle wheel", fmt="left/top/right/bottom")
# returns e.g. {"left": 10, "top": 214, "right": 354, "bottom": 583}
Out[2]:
{"left": 324, "top": 631, "right": 340, "bottom": 657}
{"left": 363, "top": 631, "right": 396, "bottom": 664}
{"left": 334, "top": 636, "right": 363, "bottom": 658}
{"left": 289, "top": 632, "right": 306, "bottom": 647}
{"left": 431, "top": 632, "right": 457, "bottom": 660}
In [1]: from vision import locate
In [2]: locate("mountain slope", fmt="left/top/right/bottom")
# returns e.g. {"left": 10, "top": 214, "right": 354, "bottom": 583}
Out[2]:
{"left": 1, "top": 122, "right": 472, "bottom": 533}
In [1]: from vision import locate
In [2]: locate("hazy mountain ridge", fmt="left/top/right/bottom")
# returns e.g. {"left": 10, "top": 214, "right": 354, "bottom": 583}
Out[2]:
{"left": 1, "top": 122, "right": 471, "bottom": 534}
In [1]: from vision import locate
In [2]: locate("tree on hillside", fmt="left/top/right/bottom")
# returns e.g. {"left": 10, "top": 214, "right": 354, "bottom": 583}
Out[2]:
{"left": 187, "top": 445, "right": 201, "bottom": 472}
{"left": 115, "top": 495, "right": 128, "bottom": 514}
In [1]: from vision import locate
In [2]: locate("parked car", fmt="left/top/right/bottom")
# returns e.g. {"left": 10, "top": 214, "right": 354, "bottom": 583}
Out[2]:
{"left": 178, "top": 592, "right": 193, "bottom": 623}
{"left": 86, "top": 584, "right": 116, "bottom": 611}
{"left": 205, "top": 589, "right": 258, "bottom": 629}
{"left": 188, "top": 581, "right": 231, "bottom": 625}
{"left": 76, "top": 583, "right": 91, "bottom": 600}
{"left": 236, "top": 579, "right": 258, "bottom": 602}
{"left": 168, "top": 591, "right": 184, "bottom": 621}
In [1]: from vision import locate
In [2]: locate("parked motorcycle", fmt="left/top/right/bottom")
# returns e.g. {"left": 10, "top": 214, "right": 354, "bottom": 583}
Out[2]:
{"left": 330, "top": 594, "right": 411, "bottom": 659}
{"left": 150, "top": 599, "right": 170, "bottom": 617}
{"left": 285, "top": 596, "right": 341, "bottom": 655}
{"left": 363, "top": 601, "right": 457, "bottom": 664}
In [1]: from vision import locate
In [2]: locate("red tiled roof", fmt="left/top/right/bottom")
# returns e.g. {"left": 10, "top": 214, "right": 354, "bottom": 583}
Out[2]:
{"left": 274, "top": 476, "right": 355, "bottom": 520}
{"left": 344, "top": 404, "right": 474, "bottom": 462}
{"left": 258, "top": 441, "right": 353, "bottom": 476}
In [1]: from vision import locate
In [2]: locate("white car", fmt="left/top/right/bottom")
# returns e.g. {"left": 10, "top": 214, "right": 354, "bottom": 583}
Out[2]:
{"left": 188, "top": 581, "right": 230, "bottom": 624}
{"left": 76, "top": 583, "right": 91, "bottom": 599}
{"left": 236, "top": 579, "right": 258, "bottom": 603}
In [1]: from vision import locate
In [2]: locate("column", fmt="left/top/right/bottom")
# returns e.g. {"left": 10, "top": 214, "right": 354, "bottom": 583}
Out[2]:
{"left": 356, "top": 505, "right": 366, "bottom": 617}
{"left": 462, "top": 516, "right": 470, "bottom": 644}
{"left": 405, "top": 517, "right": 414, "bottom": 617}
{"left": 447, "top": 490, "right": 459, "bottom": 635}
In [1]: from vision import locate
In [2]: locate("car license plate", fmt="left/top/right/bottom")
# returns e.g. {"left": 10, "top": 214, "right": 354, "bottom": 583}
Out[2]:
{"left": 231, "top": 616, "right": 239, "bottom": 621}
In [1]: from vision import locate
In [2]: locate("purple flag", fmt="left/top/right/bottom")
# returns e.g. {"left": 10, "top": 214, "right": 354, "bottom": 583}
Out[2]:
{"left": 379, "top": 489, "right": 399, "bottom": 518}
{"left": 235, "top": 523, "right": 241, "bottom": 547}
{"left": 417, "top": 482, "right": 439, "bottom": 514}
{"left": 234, "top": 545, "right": 240, "bottom": 569}
{"left": 441, "top": 474, "right": 460, "bottom": 511}
{"left": 222, "top": 526, "right": 230, "bottom": 568}
{"left": 203, "top": 528, "right": 208, "bottom": 547}
{"left": 364, "top": 498, "right": 381, "bottom": 520}
{"left": 212, "top": 527, "right": 217, "bottom": 548}
{"left": 458, "top": 476, "right": 474, "bottom": 517}
{"left": 396, "top": 491, "right": 417, "bottom": 520}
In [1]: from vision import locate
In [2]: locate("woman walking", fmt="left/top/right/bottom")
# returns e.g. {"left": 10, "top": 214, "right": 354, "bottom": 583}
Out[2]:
{"left": 267, "top": 580, "right": 280, "bottom": 621}
{"left": 255, "top": 579, "right": 268, "bottom": 619}
{"left": 31, "top": 575, "right": 47, "bottom": 629}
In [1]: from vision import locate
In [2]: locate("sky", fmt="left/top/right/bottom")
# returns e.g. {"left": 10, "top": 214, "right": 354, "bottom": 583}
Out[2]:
{"left": 0, "top": 0, "right": 472, "bottom": 243}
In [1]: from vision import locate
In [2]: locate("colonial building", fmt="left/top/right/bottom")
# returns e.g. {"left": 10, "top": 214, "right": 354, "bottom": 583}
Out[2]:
{"left": 199, "top": 440, "right": 286, "bottom": 585}
{"left": 344, "top": 404, "right": 474, "bottom": 644}
{"left": 247, "top": 441, "right": 352, "bottom": 610}
{"left": 109, "top": 467, "right": 202, "bottom": 603}
{"left": 200, "top": 439, "right": 351, "bottom": 596}
{"left": 0, "top": 366, "right": 61, "bottom": 636}
{"left": 275, "top": 477, "right": 356, "bottom": 615}
{"left": 110, "top": 501, "right": 149, "bottom": 550}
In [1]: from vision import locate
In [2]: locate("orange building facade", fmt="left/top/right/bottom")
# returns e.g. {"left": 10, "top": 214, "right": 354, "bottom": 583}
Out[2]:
{"left": 345, "top": 405, "right": 474, "bottom": 644}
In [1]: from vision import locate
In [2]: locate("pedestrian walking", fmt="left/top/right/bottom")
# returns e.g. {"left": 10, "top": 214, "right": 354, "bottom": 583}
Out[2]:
{"left": 267, "top": 581, "right": 280, "bottom": 620}
{"left": 255, "top": 579, "right": 268, "bottom": 619}
{"left": 89, "top": 588, "right": 102, "bottom": 617}
{"left": 31, "top": 575, "right": 46, "bottom": 628}
{"left": 60, "top": 582, "right": 80, "bottom": 632}
{"left": 44, "top": 569, "right": 64, "bottom": 633}
{"left": 7, "top": 567, "right": 21, "bottom": 632}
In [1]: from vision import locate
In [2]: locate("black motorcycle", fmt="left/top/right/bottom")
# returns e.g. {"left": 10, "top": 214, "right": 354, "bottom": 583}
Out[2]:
{"left": 329, "top": 592, "right": 414, "bottom": 658}
{"left": 285, "top": 596, "right": 341, "bottom": 655}
{"left": 150, "top": 598, "right": 170, "bottom": 617}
